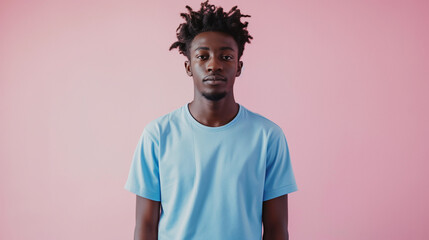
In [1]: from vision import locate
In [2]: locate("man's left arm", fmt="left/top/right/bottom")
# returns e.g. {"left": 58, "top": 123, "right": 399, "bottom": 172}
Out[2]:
{"left": 262, "top": 194, "right": 289, "bottom": 240}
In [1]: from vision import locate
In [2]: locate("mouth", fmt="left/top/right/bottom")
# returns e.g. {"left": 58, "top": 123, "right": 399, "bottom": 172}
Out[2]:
{"left": 204, "top": 79, "right": 225, "bottom": 85}
{"left": 203, "top": 75, "right": 226, "bottom": 82}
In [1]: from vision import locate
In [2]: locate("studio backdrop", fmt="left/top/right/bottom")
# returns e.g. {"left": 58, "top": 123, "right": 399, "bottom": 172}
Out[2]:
{"left": 0, "top": 0, "right": 428, "bottom": 239}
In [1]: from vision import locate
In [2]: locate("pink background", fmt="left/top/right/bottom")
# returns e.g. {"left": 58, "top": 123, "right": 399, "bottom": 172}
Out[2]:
{"left": 1, "top": 0, "right": 428, "bottom": 239}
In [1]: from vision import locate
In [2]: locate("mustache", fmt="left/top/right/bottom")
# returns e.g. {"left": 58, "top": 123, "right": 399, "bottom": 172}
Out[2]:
{"left": 203, "top": 74, "right": 226, "bottom": 81}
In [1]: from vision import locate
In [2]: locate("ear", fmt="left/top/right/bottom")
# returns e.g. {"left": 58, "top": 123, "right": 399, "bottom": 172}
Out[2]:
{"left": 236, "top": 61, "right": 243, "bottom": 77}
{"left": 185, "top": 60, "right": 192, "bottom": 77}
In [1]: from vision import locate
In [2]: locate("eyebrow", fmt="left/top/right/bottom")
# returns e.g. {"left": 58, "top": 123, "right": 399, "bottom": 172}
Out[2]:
{"left": 220, "top": 47, "right": 235, "bottom": 51}
{"left": 194, "top": 46, "right": 235, "bottom": 51}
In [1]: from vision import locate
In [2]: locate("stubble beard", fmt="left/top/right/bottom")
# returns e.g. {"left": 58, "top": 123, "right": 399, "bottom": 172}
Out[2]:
{"left": 202, "top": 91, "right": 227, "bottom": 101}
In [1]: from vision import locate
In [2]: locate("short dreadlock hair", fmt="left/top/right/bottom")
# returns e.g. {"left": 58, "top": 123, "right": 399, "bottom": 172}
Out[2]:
{"left": 169, "top": 0, "right": 253, "bottom": 60}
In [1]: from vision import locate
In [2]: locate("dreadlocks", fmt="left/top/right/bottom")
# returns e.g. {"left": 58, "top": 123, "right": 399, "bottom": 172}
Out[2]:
{"left": 169, "top": 0, "right": 253, "bottom": 60}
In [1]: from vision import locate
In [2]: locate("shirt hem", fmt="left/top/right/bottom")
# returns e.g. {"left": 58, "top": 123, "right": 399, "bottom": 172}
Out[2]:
{"left": 263, "top": 184, "right": 298, "bottom": 201}
{"left": 124, "top": 184, "right": 161, "bottom": 201}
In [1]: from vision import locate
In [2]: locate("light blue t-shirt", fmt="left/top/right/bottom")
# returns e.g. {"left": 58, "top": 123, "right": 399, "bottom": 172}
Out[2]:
{"left": 125, "top": 103, "right": 298, "bottom": 239}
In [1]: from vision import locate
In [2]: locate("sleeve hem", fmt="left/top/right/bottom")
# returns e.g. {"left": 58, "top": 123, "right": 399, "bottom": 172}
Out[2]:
{"left": 263, "top": 184, "right": 298, "bottom": 201}
{"left": 124, "top": 184, "right": 161, "bottom": 202}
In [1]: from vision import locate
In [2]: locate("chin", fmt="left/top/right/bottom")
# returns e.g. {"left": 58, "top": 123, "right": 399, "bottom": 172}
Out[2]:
{"left": 202, "top": 92, "right": 227, "bottom": 101}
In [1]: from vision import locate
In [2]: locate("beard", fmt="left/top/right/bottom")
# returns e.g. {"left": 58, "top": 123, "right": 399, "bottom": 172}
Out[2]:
{"left": 202, "top": 91, "right": 227, "bottom": 101}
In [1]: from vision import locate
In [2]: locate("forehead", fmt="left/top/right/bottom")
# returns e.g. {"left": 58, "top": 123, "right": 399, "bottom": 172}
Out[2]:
{"left": 190, "top": 31, "right": 238, "bottom": 52}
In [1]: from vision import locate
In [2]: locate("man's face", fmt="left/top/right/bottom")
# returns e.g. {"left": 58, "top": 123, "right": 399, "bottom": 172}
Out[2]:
{"left": 185, "top": 31, "right": 243, "bottom": 101}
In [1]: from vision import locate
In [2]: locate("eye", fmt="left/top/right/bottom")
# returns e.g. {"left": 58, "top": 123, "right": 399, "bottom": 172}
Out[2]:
{"left": 196, "top": 55, "right": 208, "bottom": 60}
{"left": 222, "top": 55, "right": 233, "bottom": 60}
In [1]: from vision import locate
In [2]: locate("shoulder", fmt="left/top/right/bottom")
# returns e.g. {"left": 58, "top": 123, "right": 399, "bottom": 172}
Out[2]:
{"left": 142, "top": 104, "right": 186, "bottom": 139}
{"left": 240, "top": 105, "right": 285, "bottom": 137}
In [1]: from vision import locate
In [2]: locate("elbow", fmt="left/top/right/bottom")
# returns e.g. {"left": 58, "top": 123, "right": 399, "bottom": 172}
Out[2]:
{"left": 134, "top": 222, "right": 158, "bottom": 240}
{"left": 263, "top": 227, "right": 289, "bottom": 240}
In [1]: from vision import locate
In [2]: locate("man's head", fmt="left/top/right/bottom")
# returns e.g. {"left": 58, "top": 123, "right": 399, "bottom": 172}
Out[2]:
{"left": 169, "top": 0, "right": 252, "bottom": 61}
{"left": 170, "top": 1, "right": 252, "bottom": 102}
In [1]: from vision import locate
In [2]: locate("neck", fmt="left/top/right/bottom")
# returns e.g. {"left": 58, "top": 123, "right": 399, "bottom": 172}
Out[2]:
{"left": 188, "top": 93, "right": 239, "bottom": 127}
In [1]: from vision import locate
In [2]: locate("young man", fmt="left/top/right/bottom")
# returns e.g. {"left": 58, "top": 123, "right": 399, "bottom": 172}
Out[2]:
{"left": 125, "top": 1, "right": 298, "bottom": 239}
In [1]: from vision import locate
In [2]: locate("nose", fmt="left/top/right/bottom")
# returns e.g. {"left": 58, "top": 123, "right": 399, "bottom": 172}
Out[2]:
{"left": 207, "top": 57, "right": 222, "bottom": 72}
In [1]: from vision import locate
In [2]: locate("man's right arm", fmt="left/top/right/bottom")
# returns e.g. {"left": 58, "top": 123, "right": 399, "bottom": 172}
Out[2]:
{"left": 134, "top": 195, "right": 161, "bottom": 240}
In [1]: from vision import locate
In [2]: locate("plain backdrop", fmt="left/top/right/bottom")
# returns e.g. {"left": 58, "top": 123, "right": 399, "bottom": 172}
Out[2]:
{"left": 1, "top": 0, "right": 428, "bottom": 239}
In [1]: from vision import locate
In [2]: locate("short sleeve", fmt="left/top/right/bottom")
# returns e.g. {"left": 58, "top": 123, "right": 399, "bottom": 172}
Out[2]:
{"left": 124, "top": 128, "right": 161, "bottom": 201}
{"left": 263, "top": 127, "right": 298, "bottom": 201}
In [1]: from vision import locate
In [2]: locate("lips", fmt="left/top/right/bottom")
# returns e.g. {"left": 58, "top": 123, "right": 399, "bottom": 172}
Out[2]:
{"left": 203, "top": 75, "right": 226, "bottom": 81}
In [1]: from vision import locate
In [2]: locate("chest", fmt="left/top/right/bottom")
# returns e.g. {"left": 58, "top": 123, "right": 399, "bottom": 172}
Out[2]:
{"left": 158, "top": 129, "right": 268, "bottom": 194}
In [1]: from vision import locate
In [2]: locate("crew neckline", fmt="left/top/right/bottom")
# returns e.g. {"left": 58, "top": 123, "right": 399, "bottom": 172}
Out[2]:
{"left": 185, "top": 103, "right": 243, "bottom": 132}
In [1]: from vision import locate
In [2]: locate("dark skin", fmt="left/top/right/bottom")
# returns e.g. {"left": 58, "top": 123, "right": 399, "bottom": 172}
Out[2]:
{"left": 185, "top": 31, "right": 243, "bottom": 127}
{"left": 263, "top": 194, "right": 290, "bottom": 240}
{"left": 134, "top": 31, "right": 289, "bottom": 240}
{"left": 134, "top": 196, "right": 160, "bottom": 240}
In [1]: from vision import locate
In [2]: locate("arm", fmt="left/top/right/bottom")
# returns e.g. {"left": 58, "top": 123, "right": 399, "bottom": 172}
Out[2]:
{"left": 262, "top": 194, "right": 289, "bottom": 240}
{"left": 134, "top": 195, "right": 161, "bottom": 240}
